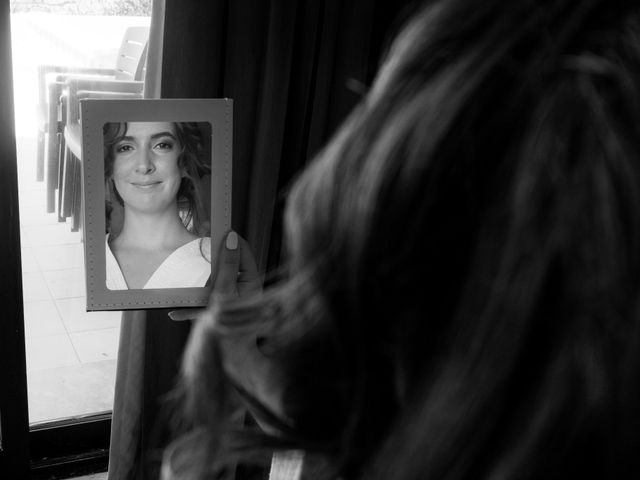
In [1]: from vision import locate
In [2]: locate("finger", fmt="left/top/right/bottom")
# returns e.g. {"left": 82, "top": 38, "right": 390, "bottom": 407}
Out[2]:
{"left": 213, "top": 230, "right": 241, "bottom": 296}
{"left": 168, "top": 308, "right": 206, "bottom": 322}
{"left": 237, "top": 236, "right": 262, "bottom": 296}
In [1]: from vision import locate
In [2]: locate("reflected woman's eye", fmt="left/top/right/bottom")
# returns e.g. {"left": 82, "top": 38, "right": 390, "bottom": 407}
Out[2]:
{"left": 154, "top": 140, "right": 175, "bottom": 151}
{"left": 115, "top": 144, "right": 134, "bottom": 154}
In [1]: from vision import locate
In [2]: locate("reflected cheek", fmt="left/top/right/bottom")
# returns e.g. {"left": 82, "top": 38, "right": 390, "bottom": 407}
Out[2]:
{"left": 111, "top": 172, "right": 128, "bottom": 197}
{"left": 111, "top": 161, "right": 129, "bottom": 186}
{"left": 161, "top": 159, "right": 183, "bottom": 192}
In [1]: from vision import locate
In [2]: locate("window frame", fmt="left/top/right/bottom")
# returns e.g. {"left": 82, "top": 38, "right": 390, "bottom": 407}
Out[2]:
{"left": 0, "top": 0, "right": 30, "bottom": 476}
{"left": 29, "top": 415, "right": 111, "bottom": 479}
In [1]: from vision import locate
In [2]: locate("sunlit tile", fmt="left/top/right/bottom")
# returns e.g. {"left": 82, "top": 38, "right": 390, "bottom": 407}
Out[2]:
{"left": 22, "top": 223, "right": 82, "bottom": 246}
{"left": 20, "top": 226, "right": 32, "bottom": 247}
{"left": 17, "top": 178, "right": 46, "bottom": 194}
{"left": 25, "top": 334, "right": 80, "bottom": 372}
{"left": 22, "top": 270, "right": 51, "bottom": 302}
{"left": 19, "top": 205, "right": 60, "bottom": 226}
{"left": 27, "top": 360, "right": 116, "bottom": 425}
{"left": 21, "top": 246, "right": 39, "bottom": 273}
{"left": 70, "top": 328, "right": 119, "bottom": 363}
{"left": 56, "top": 296, "right": 121, "bottom": 333}
{"left": 24, "top": 300, "right": 66, "bottom": 338}
{"left": 68, "top": 474, "right": 108, "bottom": 480}
{"left": 35, "top": 243, "right": 85, "bottom": 271}
{"left": 42, "top": 267, "right": 86, "bottom": 299}
{"left": 17, "top": 187, "right": 46, "bottom": 208}
{"left": 67, "top": 474, "right": 108, "bottom": 480}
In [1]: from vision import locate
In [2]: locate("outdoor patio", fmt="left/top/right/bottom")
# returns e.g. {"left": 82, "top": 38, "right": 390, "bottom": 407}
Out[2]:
{"left": 11, "top": 11, "right": 150, "bottom": 424}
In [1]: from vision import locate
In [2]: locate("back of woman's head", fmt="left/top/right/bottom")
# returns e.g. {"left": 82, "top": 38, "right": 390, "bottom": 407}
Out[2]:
{"left": 178, "top": 0, "right": 640, "bottom": 478}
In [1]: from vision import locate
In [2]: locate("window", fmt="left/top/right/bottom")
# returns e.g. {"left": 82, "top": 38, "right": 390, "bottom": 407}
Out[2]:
{"left": 2, "top": 1, "right": 153, "bottom": 477}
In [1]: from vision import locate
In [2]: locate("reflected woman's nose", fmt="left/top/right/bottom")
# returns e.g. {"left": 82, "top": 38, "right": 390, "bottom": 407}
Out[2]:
{"left": 134, "top": 149, "right": 155, "bottom": 174}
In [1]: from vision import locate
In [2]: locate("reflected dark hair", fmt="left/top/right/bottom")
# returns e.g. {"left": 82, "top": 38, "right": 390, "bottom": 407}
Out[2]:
{"left": 104, "top": 121, "right": 211, "bottom": 236}
{"left": 168, "top": 1, "right": 640, "bottom": 479}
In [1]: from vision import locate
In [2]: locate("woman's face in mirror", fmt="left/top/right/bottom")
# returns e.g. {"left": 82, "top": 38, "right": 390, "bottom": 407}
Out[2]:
{"left": 111, "top": 122, "right": 183, "bottom": 215}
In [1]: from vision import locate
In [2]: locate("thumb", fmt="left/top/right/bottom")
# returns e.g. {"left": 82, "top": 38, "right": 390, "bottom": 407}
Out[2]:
{"left": 213, "top": 231, "right": 240, "bottom": 296}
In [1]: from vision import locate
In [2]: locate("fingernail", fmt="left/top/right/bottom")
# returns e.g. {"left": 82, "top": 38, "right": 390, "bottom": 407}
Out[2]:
{"left": 226, "top": 231, "right": 238, "bottom": 250}
{"left": 168, "top": 311, "right": 177, "bottom": 320}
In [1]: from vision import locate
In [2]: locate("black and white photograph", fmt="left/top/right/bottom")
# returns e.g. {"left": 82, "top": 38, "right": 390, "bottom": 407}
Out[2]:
{"left": 3, "top": 2, "right": 640, "bottom": 480}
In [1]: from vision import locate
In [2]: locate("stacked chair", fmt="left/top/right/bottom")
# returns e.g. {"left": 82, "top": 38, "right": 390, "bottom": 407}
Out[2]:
{"left": 36, "top": 26, "right": 149, "bottom": 231}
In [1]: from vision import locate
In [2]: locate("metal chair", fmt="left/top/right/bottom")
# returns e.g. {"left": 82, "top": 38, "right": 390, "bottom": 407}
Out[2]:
{"left": 36, "top": 26, "right": 149, "bottom": 215}
{"left": 60, "top": 79, "right": 145, "bottom": 231}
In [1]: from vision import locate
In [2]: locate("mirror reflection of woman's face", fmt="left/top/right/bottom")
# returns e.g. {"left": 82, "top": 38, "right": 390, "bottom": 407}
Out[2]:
{"left": 111, "top": 122, "right": 183, "bottom": 215}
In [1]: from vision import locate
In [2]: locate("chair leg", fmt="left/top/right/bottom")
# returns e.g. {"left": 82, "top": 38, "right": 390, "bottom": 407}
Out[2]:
{"left": 71, "top": 155, "right": 82, "bottom": 232}
{"left": 36, "top": 130, "right": 45, "bottom": 182}
{"left": 45, "top": 136, "right": 58, "bottom": 213}
{"left": 79, "top": 182, "right": 85, "bottom": 242}
{"left": 45, "top": 123, "right": 62, "bottom": 213}
{"left": 57, "top": 133, "right": 66, "bottom": 221}
{"left": 61, "top": 147, "right": 74, "bottom": 219}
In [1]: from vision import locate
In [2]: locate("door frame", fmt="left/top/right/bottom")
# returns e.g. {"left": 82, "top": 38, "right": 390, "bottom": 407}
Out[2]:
{"left": 0, "top": 0, "right": 31, "bottom": 476}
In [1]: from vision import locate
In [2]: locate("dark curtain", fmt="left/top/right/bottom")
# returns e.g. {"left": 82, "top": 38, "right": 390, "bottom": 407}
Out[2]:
{"left": 157, "top": 0, "right": 416, "bottom": 270}
{"left": 108, "top": 1, "right": 416, "bottom": 479}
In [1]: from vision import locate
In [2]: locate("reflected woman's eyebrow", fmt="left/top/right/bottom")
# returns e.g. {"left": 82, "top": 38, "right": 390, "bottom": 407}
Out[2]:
{"left": 116, "top": 132, "right": 177, "bottom": 142}
{"left": 151, "top": 132, "right": 177, "bottom": 141}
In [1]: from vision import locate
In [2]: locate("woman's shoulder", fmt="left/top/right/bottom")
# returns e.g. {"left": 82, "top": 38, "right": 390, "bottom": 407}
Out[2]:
{"left": 180, "top": 236, "right": 212, "bottom": 263}
{"left": 146, "top": 237, "right": 212, "bottom": 289}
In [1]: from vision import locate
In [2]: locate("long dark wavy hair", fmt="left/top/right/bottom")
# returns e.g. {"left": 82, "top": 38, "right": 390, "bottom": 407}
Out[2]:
{"left": 104, "top": 121, "right": 211, "bottom": 237}
{"left": 167, "top": 1, "right": 640, "bottom": 478}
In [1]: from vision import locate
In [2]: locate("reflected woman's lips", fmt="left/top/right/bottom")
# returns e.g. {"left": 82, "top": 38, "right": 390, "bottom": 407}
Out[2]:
{"left": 131, "top": 181, "right": 162, "bottom": 187}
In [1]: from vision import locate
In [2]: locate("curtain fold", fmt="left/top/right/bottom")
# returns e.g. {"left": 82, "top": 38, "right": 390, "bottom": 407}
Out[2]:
{"left": 109, "top": 1, "right": 415, "bottom": 478}
{"left": 157, "top": 0, "right": 413, "bottom": 271}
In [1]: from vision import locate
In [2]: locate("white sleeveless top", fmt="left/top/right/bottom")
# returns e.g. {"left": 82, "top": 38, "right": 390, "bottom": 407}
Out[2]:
{"left": 106, "top": 236, "right": 212, "bottom": 290}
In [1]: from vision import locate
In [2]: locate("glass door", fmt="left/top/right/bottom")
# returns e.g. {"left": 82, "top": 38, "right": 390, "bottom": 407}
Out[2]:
{"left": 11, "top": 0, "right": 151, "bottom": 427}
{"left": 5, "top": 0, "right": 152, "bottom": 476}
